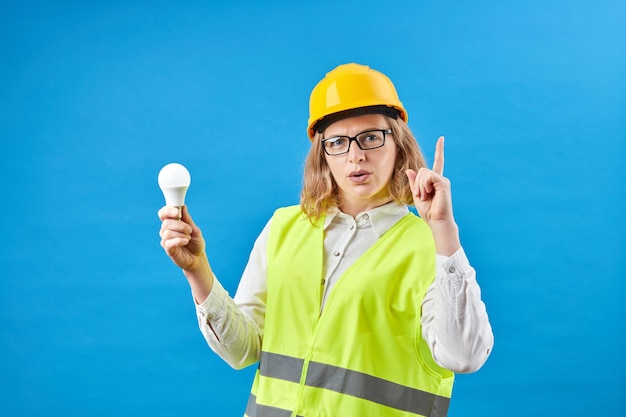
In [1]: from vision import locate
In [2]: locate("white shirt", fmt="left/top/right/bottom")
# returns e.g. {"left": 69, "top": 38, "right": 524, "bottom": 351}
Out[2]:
{"left": 195, "top": 203, "right": 493, "bottom": 374}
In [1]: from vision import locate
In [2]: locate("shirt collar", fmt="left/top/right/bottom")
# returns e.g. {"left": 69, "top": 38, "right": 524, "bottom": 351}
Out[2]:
{"left": 323, "top": 202, "right": 409, "bottom": 238}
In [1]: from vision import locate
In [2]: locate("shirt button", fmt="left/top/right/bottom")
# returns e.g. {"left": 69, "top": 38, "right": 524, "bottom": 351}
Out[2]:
{"left": 333, "top": 251, "right": 341, "bottom": 256}
{"left": 321, "top": 279, "right": 326, "bottom": 285}
{"left": 362, "top": 214, "right": 369, "bottom": 220}
{"left": 448, "top": 266, "right": 456, "bottom": 274}
{"left": 349, "top": 225, "right": 355, "bottom": 230}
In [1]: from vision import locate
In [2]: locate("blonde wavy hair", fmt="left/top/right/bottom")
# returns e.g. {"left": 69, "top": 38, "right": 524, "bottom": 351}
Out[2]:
{"left": 300, "top": 117, "right": 427, "bottom": 220}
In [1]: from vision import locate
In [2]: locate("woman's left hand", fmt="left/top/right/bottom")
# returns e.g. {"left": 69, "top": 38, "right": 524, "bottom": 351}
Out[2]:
{"left": 406, "top": 136, "right": 454, "bottom": 224}
{"left": 406, "top": 136, "right": 460, "bottom": 255}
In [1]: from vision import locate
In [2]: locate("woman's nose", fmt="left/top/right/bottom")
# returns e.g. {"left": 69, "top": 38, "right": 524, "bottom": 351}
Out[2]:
{"left": 348, "top": 141, "right": 365, "bottom": 163}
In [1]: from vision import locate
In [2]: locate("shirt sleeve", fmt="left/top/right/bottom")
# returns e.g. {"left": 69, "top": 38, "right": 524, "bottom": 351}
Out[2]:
{"left": 194, "top": 219, "right": 271, "bottom": 370}
{"left": 421, "top": 247, "right": 494, "bottom": 373}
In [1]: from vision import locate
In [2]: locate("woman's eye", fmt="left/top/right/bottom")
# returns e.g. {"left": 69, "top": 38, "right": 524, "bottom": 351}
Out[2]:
{"left": 328, "top": 138, "right": 346, "bottom": 148}
{"left": 362, "top": 134, "right": 381, "bottom": 143}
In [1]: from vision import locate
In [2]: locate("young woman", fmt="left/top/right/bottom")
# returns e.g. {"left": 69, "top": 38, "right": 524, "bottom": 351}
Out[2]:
{"left": 159, "top": 63, "right": 493, "bottom": 417}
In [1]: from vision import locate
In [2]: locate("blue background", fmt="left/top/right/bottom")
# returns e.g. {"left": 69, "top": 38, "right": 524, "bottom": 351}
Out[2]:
{"left": 1, "top": 1, "right": 624, "bottom": 416}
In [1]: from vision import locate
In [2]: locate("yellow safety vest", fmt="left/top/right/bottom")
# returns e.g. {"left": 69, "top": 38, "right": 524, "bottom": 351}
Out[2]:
{"left": 245, "top": 206, "right": 454, "bottom": 417}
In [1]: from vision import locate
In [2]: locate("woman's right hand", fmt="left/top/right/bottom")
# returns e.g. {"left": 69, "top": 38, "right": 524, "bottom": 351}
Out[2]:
{"left": 158, "top": 205, "right": 206, "bottom": 272}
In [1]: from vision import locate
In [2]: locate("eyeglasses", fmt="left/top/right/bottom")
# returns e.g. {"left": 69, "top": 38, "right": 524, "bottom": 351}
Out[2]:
{"left": 321, "top": 129, "right": 392, "bottom": 156}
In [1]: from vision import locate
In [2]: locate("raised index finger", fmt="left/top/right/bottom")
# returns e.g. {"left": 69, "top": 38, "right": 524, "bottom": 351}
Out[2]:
{"left": 432, "top": 136, "right": 445, "bottom": 175}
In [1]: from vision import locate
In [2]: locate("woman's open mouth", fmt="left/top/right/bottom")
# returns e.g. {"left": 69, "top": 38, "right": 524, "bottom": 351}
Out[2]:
{"left": 348, "top": 170, "right": 371, "bottom": 184}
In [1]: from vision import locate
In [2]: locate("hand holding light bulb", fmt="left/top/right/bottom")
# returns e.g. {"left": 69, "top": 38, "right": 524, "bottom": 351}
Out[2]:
{"left": 157, "top": 163, "right": 213, "bottom": 300}
{"left": 158, "top": 163, "right": 191, "bottom": 220}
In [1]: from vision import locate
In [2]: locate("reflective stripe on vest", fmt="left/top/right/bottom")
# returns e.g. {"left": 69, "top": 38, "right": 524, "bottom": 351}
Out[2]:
{"left": 250, "top": 351, "right": 450, "bottom": 417}
{"left": 245, "top": 394, "right": 299, "bottom": 417}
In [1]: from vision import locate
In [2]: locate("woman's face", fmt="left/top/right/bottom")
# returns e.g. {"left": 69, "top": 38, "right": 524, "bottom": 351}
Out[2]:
{"left": 323, "top": 113, "right": 397, "bottom": 216}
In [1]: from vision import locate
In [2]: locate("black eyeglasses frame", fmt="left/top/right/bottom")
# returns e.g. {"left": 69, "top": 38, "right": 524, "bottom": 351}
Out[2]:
{"left": 321, "top": 129, "right": 392, "bottom": 156}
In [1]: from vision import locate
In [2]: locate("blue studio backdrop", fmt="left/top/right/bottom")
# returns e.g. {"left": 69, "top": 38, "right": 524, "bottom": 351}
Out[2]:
{"left": 1, "top": 1, "right": 624, "bottom": 416}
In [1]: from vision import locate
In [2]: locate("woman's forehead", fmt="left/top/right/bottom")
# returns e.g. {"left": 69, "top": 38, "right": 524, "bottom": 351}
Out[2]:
{"left": 324, "top": 114, "right": 389, "bottom": 137}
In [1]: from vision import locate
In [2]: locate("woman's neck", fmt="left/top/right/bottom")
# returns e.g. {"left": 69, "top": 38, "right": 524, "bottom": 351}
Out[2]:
{"left": 338, "top": 197, "right": 393, "bottom": 218}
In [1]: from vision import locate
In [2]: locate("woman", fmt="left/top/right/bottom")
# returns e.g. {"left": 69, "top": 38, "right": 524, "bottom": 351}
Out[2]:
{"left": 159, "top": 63, "right": 493, "bottom": 417}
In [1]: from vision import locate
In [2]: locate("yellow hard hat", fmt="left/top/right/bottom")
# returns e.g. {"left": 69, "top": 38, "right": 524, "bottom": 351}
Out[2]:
{"left": 307, "top": 63, "right": 408, "bottom": 140}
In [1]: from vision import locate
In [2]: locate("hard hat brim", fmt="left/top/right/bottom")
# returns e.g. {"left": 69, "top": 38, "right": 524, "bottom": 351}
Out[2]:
{"left": 312, "top": 105, "right": 403, "bottom": 136}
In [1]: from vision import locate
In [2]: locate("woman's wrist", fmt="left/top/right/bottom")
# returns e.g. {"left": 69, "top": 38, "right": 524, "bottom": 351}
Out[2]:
{"left": 428, "top": 220, "right": 461, "bottom": 257}
{"left": 183, "top": 253, "right": 215, "bottom": 302}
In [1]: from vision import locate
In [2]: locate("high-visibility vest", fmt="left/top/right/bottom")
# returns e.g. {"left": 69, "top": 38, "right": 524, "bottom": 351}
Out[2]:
{"left": 245, "top": 206, "right": 454, "bottom": 417}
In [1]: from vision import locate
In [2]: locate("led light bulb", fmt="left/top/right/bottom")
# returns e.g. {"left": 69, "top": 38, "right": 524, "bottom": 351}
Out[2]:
{"left": 158, "top": 163, "right": 191, "bottom": 218}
